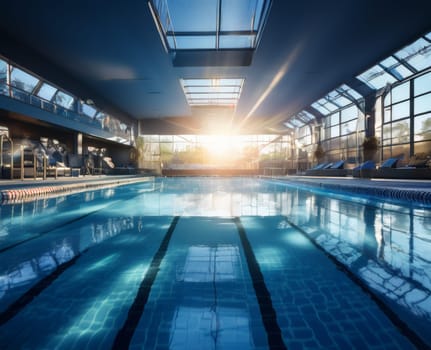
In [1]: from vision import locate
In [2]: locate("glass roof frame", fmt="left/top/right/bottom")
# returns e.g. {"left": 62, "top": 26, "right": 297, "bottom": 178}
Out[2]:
{"left": 356, "top": 31, "right": 431, "bottom": 90}
{"left": 282, "top": 32, "right": 431, "bottom": 132}
{"left": 181, "top": 78, "right": 245, "bottom": 106}
{"left": 311, "top": 84, "right": 363, "bottom": 116}
{"left": 296, "top": 110, "right": 315, "bottom": 124}
{"left": 148, "top": 0, "right": 272, "bottom": 51}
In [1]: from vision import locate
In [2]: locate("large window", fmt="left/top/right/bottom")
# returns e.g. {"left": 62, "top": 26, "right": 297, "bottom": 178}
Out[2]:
{"left": 36, "top": 82, "right": 57, "bottom": 101}
{"left": 53, "top": 90, "right": 75, "bottom": 110}
{"left": 0, "top": 58, "right": 7, "bottom": 95}
{"left": 82, "top": 103, "right": 97, "bottom": 118}
{"left": 138, "top": 133, "right": 291, "bottom": 169}
{"left": 413, "top": 71, "right": 431, "bottom": 155}
{"left": 10, "top": 67, "right": 40, "bottom": 93}
{"left": 382, "top": 82, "right": 411, "bottom": 159}
{"left": 321, "top": 105, "right": 364, "bottom": 162}
{"left": 382, "top": 70, "right": 431, "bottom": 160}
{"left": 0, "top": 54, "right": 134, "bottom": 145}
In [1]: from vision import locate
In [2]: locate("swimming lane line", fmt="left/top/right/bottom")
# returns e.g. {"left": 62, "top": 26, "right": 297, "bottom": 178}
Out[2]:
{"left": 112, "top": 215, "right": 180, "bottom": 349}
{"left": 234, "top": 217, "right": 287, "bottom": 350}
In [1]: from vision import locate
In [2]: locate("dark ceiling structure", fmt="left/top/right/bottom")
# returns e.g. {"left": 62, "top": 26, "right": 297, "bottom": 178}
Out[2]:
{"left": 1, "top": 0, "right": 431, "bottom": 134}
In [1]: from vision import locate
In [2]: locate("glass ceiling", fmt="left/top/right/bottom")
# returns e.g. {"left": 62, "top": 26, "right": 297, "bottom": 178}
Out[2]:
{"left": 311, "top": 84, "right": 363, "bottom": 116}
{"left": 148, "top": 0, "right": 272, "bottom": 51}
{"left": 283, "top": 115, "right": 308, "bottom": 129}
{"left": 284, "top": 32, "right": 431, "bottom": 131}
{"left": 180, "top": 78, "right": 244, "bottom": 106}
{"left": 283, "top": 110, "right": 318, "bottom": 128}
{"left": 284, "top": 84, "right": 363, "bottom": 128}
{"left": 357, "top": 31, "right": 431, "bottom": 90}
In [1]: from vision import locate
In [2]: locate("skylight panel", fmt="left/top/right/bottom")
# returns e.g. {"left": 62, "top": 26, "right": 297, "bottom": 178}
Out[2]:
{"left": 189, "top": 98, "right": 237, "bottom": 105}
{"left": 286, "top": 118, "right": 304, "bottom": 128}
{"left": 355, "top": 32, "right": 431, "bottom": 91}
{"left": 149, "top": 0, "right": 272, "bottom": 53}
{"left": 218, "top": 78, "right": 244, "bottom": 85}
{"left": 284, "top": 121, "right": 296, "bottom": 129}
{"left": 297, "top": 110, "right": 315, "bottom": 123}
{"left": 188, "top": 93, "right": 237, "bottom": 100}
{"left": 331, "top": 95, "right": 351, "bottom": 107}
{"left": 379, "top": 56, "right": 414, "bottom": 80}
{"left": 311, "top": 98, "right": 338, "bottom": 115}
{"left": 174, "top": 36, "right": 215, "bottom": 50}
{"left": 311, "top": 102, "right": 328, "bottom": 115}
{"left": 181, "top": 78, "right": 244, "bottom": 106}
{"left": 339, "top": 84, "right": 362, "bottom": 100}
{"left": 221, "top": 0, "right": 258, "bottom": 31}
{"left": 169, "top": 1, "right": 216, "bottom": 32}
{"left": 394, "top": 37, "right": 431, "bottom": 72}
{"left": 219, "top": 35, "right": 255, "bottom": 49}
{"left": 321, "top": 98, "right": 339, "bottom": 111}
{"left": 357, "top": 65, "right": 397, "bottom": 89}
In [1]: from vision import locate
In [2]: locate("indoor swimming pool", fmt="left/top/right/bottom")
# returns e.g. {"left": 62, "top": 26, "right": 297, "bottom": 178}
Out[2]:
{"left": 0, "top": 177, "right": 430, "bottom": 349}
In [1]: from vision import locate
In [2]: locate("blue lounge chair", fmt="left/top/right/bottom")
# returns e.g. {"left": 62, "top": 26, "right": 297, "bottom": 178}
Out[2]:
{"left": 330, "top": 160, "right": 345, "bottom": 169}
{"left": 305, "top": 160, "right": 348, "bottom": 176}
{"left": 312, "top": 162, "right": 329, "bottom": 170}
{"left": 353, "top": 160, "right": 376, "bottom": 171}
{"left": 380, "top": 157, "right": 398, "bottom": 168}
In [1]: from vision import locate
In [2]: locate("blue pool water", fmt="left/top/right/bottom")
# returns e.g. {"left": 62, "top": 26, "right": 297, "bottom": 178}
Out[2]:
{"left": 0, "top": 177, "right": 430, "bottom": 349}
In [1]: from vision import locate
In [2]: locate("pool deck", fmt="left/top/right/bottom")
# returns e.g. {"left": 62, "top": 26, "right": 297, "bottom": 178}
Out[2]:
{"left": 1, "top": 174, "right": 431, "bottom": 205}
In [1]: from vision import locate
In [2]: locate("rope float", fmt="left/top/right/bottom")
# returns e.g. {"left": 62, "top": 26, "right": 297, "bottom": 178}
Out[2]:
{"left": 0, "top": 177, "right": 150, "bottom": 204}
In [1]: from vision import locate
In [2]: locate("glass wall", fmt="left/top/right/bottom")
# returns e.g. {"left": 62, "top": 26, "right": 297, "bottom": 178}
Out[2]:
{"left": 382, "top": 70, "right": 431, "bottom": 162}
{"left": 0, "top": 58, "right": 7, "bottom": 95}
{"left": 284, "top": 84, "right": 366, "bottom": 169}
{"left": 137, "top": 134, "right": 291, "bottom": 170}
{"left": 0, "top": 55, "right": 134, "bottom": 145}
{"left": 320, "top": 104, "right": 365, "bottom": 163}
{"left": 413, "top": 71, "right": 431, "bottom": 155}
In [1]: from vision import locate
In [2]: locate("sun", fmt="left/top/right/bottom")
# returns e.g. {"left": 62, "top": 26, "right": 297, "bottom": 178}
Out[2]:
{"left": 203, "top": 134, "right": 241, "bottom": 161}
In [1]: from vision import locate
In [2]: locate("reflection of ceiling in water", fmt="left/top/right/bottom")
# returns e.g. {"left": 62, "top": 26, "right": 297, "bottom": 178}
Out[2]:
{"left": 178, "top": 245, "right": 240, "bottom": 283}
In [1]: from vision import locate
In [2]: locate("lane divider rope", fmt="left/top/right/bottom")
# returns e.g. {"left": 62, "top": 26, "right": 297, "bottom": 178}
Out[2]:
{"left": 0, "top": 177, "right": 152, "bottom": 204}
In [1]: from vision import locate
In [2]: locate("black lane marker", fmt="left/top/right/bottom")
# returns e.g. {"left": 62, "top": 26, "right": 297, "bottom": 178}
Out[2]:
{"left": 112, "top": 216, "right": 180, "bottom": 350}
{"left": 0, "top": 248, "right": 89, "bottom": 326}
{"left": 284, "top": 216, "right": 430, "bottom": 350}
{"left": 233, "top": 217, "right": 287, "bottom": 350}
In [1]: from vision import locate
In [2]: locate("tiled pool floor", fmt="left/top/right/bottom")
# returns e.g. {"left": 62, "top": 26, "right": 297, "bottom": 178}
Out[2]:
{"left": 0, "top": 216, "right": 420, "bottom": 349}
